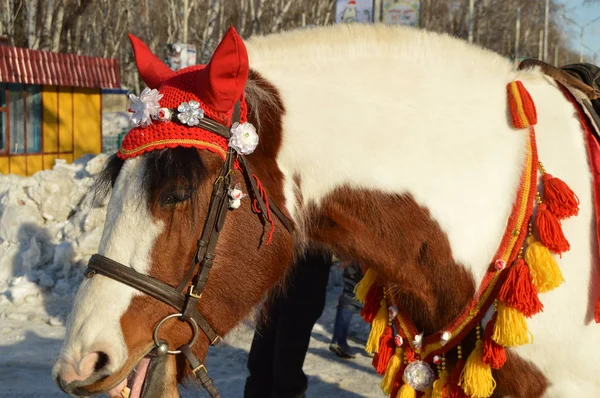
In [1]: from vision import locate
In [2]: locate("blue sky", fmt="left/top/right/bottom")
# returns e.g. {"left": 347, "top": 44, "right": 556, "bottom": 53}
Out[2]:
{"left": 559, "top": 0, "right": 600, "bottom": 59}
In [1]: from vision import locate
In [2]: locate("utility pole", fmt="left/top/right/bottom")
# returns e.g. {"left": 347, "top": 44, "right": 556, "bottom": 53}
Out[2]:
{"left": 468, "top": 0, "right": 475, "bottom": 43}
{"left": 183, "top": 0, "right": 189, "bottom": 43}
{"left": 554, "top": 45, "right": 559, "bottom": 66}
{"left": 538, "top": 29, "right": 543, "bottom": 60}
{"left": 543, "top": 0, "right": 550, "bottom": 62}
{"left": 515, "top": 8, "right": 521, "bottom": 62}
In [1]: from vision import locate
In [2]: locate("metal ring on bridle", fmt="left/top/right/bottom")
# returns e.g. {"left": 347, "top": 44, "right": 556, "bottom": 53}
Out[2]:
{"left": 153, "top": 313, "right": 199, "bottom": 355}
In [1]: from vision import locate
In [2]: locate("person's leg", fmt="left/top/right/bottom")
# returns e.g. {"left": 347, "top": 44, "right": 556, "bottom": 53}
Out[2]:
{"left": 244, "top": 291, "right": 284, "bottom": 398}
{"left": 270, "top": 249, "right": 331, "bottom": 398}
{"left": 329, "top": 303, "right": 356, "bottom": 359}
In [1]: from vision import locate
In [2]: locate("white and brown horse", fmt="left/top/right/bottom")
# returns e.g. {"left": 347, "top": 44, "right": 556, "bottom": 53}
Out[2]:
{"left": 53, "top": 24, "right": 600, "bottom": 397}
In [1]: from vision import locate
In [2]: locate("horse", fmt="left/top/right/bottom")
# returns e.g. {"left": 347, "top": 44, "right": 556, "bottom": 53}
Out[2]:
{"left": 52, "top": 23, "right": 600, "bottom": 398}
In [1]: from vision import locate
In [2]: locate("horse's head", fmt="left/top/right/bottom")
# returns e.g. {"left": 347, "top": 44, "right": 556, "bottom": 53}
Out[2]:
{"left": 53, "top": 28, "right": 293, "bottom": 398}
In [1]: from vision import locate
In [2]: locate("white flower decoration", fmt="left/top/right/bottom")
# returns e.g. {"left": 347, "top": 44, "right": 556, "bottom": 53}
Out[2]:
{"left": 129, "top": 88, "right": 163, "bottom": 128}
{"left": 229, "top": 122, "right": 259, "bottom": 155}
{"left": 177, "top": 100, "right": 204, "bottom": 126}
{"left": 228, "top": 184, "right": 247, "bottom": 209}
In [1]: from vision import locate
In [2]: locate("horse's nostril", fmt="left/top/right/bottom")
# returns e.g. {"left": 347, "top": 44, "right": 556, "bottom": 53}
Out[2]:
{"left": 94, "top": 351, "right": 109, "bottom": 372}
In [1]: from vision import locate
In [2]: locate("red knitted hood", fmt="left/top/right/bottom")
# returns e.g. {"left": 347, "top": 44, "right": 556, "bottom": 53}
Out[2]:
{"left": 119, "top": 27, "right": 249, "bottom": 160}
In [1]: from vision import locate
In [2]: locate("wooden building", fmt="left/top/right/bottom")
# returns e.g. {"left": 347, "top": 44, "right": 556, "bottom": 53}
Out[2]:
{"left": 0, "top": 45, "right": 120, "bottom": 176}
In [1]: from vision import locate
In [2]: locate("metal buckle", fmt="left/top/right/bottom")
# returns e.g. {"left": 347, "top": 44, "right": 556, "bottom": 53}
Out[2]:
{"left": 210, "top": 335, "right": 222, "bottom": 346}
{"left": 153, "top": 313, "right": 199, "bottom": 355}
{"left": 192, "top": 364, "right": 207, "bottom": 375}
{"left": 84, "top": 268, "right": 96, "bottom": 279}
{"left": 189, "top": 285, "right": 202, "bottom": 299}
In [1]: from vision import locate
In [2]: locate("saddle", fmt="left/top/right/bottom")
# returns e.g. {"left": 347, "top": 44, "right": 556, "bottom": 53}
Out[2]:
{"left": 519, "top": 59, "right": 600, "bottom": 134}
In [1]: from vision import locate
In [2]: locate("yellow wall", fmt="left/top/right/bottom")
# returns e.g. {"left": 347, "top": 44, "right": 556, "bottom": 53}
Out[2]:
{"left": 43, "top": 154, "right": 57, "bottom": 171}
{"left": 26, "top": 155, "right": 43, "bottom": 175}
{"left": 5, "top": 85, "right": 103, "bottom": 176}
{"left": 10, "top": 156, "right": 26, "bottom": 175}
{"left": 58, "top": 87, "right": 74, "bottom": 153}
{"left": 42, "top": 86, "right": 59, "bottom": 153}
{"left": 0, "top": 157, "right": 8, "bottom": 175}
{"left": 73, "top": 88, "right": 101, "bottom": 159}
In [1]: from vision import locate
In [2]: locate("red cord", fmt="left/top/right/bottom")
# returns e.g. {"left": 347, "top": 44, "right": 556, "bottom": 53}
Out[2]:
{"left": 252, "top": 174, "right": 275, "bottom": 245}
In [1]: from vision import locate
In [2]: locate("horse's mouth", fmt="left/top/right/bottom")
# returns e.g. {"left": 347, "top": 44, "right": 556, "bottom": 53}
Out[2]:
{"left": 106, "top": 356, "right": 151, "bottom": 398}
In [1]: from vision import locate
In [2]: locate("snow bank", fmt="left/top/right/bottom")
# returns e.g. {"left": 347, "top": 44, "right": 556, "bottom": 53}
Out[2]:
{"left": 0, "top": 155, "right": 109, "bottom": 322}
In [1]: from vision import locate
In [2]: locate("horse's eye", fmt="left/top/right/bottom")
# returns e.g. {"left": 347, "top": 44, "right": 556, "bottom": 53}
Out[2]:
{"left": 160, "top": 187, "right": 192, "bottom": 206}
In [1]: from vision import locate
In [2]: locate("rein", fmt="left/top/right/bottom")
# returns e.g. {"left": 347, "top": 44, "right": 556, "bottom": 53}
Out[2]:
{"left": 84, "top": 102, "right": 294, "bottom": 398}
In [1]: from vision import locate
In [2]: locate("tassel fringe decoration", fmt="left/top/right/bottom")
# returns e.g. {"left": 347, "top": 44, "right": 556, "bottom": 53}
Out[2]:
{"left": 492, "top": 302, "right": 533, "bottom": 347}
{"left": 366, "top": 299, "right": 388, "bottom": 354}
{"left": 355, "top": 268, "right": 378, "bottom": 302}
{"left": 541, "top": 173, "right": 579, "bottom": 219}
{"left": 381, "top": 347, "right": 404, "bottom": 395}
{"left": 497, "top": 258, "right": 543, "bottom": 317}
{"left": 390, "top": 369, "right": 405, "bottom": 398}
{"left": 397, "top": 383, "right": 417, "bottom": 398}
{"left": 360, "top": 285, "right": 383, "bottom": 323}
{"left": 535, "top": 203, "right": 570, "bottom": 254}
{"left": 459, "top": 340, "right": 496, "bottom": 398}
{"left": 422, "top": 388, "right": 433, "bottom": 398}
{"left": 595, "top": 297, "right": 600, "bottom": 324}
{"left": 373, "top": 326, "right": 395, "bottom": 375}
{"left": 524, "top": 235, "right": 564, "bottom": 293}
{"left": 482, "top": 313, "right": 507, "bottom": 369}
{"left": 444, "top": 358, "right": 467, "bottom": 398}
{"left": 432, "top": 369, "right": 449, "bottom": 398}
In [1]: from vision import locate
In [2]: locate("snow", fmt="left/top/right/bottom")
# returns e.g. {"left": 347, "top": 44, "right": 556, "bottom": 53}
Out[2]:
{"left": 0, "top": 155, "right": 384, "bottom": 397}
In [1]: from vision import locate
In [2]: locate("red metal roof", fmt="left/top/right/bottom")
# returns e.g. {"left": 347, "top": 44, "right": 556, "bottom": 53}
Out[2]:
{"left": 0, "top": 46, "right": 120, "bottom": 89}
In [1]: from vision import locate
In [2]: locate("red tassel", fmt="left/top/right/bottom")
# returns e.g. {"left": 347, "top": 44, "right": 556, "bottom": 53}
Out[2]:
{"left": 497, "top": 259, "right": 543, "bottom": 317}
{"left": 482, "top": 313, "right": 507, "bottom": 369}
{"left": 542, "top": 173, "right": 579, "bottom": 219}
{"left": 444, "top": 359, "right": 468, "bottom": 398}
{"left": 535, "top": 203, "right": 570, "bottom": 254}
{"left": 373, "top": 326, "right": 395, "bottom": 375}
{"left": 595, "top": 298, "right": 600, "bottom": 324}
{"left": 390, "top": 365, "right": 406, "bottom": 398}
{"left": 360, "top": 285, "right": 383, "bottom": 323}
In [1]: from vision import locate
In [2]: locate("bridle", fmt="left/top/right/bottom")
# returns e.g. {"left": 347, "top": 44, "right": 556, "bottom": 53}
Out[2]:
{"left": 83, "top": 102, "right": 294, "bottom": 398}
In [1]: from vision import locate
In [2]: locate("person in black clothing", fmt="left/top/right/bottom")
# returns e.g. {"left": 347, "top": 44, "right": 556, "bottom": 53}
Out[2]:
{"left": 244, "top": 248, "right": 332, "bottom": 398}
{"left": 329, "top": 262, "right": 364, "bottom": 359}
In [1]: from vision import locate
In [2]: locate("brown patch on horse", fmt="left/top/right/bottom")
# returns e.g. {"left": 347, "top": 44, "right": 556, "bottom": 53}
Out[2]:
{"left": 117, "top": 70, "right": 294, "bottom": 381}
{"left": 492, "top": 351, "right": 549, "bottom": 397}
{"left": 307, "top": 188, "right": 547, "bottom": 394}
{"left": 308, "top": 188, "right": 474, "bottom": 333}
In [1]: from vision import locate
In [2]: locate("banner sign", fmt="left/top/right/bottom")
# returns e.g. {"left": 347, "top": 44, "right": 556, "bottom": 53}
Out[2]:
{"left": 336, "top": 0, "right": 374, "bottom": 24}
{"left": 382, "top": 0, "right": 421, "bottom": 27}
{"left": 164, "top": 43, "right": 197, "bottom": 71}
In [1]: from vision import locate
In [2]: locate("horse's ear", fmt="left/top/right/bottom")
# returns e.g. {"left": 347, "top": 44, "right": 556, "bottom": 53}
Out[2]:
{"left": 128, "top": 34, "right": 175, "bottom": 89}
{"left": 195, "top": 26, "right": 249, "bottom": 113}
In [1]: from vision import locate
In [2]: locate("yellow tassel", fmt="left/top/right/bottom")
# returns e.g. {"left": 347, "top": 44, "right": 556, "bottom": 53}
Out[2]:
{"left": 432, "top": 369, "right": 449, "bottom": 398}
{"left": 422, "top": 388, "right": 433, "bottom": 398}
{"left": 366, "top": 299, "right": 388, "bottom": 353}
{"left": 397, "top": 383, "right": 417, "bottom": 398}
{"left": 355, "top": 268, "right": 378, "bottom": 302}
{"left": 459, "top": 340, "right": 496, "bottom": 398}
{"left": 492, "top": 303, "right": 533, "bottom": 347}
{"left": 381, "top": 347, "right": 403, "bottom": 395}
{"left": 524, "top": 236, "right": 564, "bottom": 293}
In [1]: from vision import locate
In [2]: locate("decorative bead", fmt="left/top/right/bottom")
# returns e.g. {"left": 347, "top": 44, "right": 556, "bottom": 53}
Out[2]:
{"left": 440, "top": 331, "right": 451, "bottom": 345}
{"left": 433, "top": 355, "right": 442, "bottom": 365}
{"left": 394, "top": 334, "right": 404, "bottom": 347}
{"left": 402, "top": 360, "right": 436, "bottom": 392}
{"left": 388, "top": 305, "right": 398, "bottom": 319}
{"left": 494, "top": 259, "right": 506, "bottom": 271}
{"left": 413, "top": 333, "right": 423, "bottom": 349}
